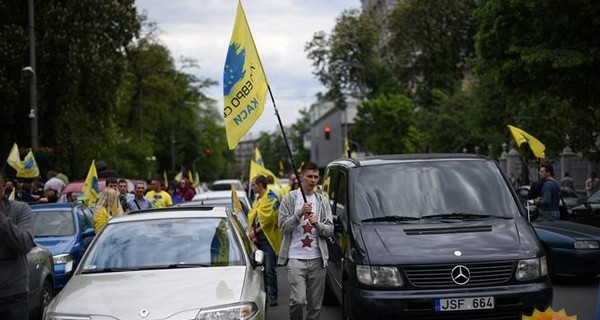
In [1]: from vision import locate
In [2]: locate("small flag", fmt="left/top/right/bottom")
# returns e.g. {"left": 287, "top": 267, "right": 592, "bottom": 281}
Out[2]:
{"left": 6, "top": 143, "right": 23, "bottom": 172}
{"left": 17, "top": 149, "right": 39, "bottom": 178}
{"left": 507, "top": 125, "right": 546, "bottom": 158}
{"left": 249, "top": 160, "right": 279, "bottom": 185}
{"left": 82, "top": 160, "right": 100, "bottom": 205}
{"left": 254, "top": 147, "right": 264, "bottom": 166}
{"left": 188, "top": 170, "right": 194, "bottom": 185}
{"left": 193, "top": 171, "right": 200, "bottom": 188}
{"left": 232, "top": 184, "right": 242, "bottom": 213}
{"left": 223, "top": 1, "right": 269, "bottom": 149}
{"left": 174, "top": 171, "right": 183, "bottom": 183}
{"left": 163, "top": 170, "right": 169, "bottom": 188}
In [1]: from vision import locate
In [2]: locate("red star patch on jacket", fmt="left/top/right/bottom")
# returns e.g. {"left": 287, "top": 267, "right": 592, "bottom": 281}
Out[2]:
{"left": 301, "top": 235, "right": 313, "bottom": 248}
{"left": 302, "top": 223, "right": 313, "bottom": 234}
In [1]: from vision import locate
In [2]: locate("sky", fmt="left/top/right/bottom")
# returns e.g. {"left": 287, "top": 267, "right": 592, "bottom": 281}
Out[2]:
{"left": 135, "top": 0, "right": 362, "bottom": 137}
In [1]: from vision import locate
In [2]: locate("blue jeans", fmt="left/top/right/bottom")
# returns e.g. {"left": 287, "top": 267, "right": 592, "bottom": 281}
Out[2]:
{"left": 0, "top": 292, "right": 28, "bottom": 320}
{"left": 256, "top": 232, "right": 278, "bottom": 298}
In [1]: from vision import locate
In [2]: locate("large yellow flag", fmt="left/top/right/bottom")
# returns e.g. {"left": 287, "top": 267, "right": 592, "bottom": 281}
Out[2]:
{"left": 249, "top": 160, "right": 279, "bottom": 184}
{"left": 507, "top": 125, "right": 546, "bottom": 158}
{"left": 82, "top": 160, "right": 100, "bottom": 205}
{"left": 223, "top": 1, "right": 269, "bottom": 149}
{"left": 17, "top": 149, "right": 39, "bottom": 178}
{"left": 6, "top": 143, "right": 23, "bottom": 172}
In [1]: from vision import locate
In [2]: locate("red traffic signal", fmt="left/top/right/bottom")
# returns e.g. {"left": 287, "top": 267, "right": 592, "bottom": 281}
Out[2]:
{"left": 324, "top": 126, "right": 331, "bottom": 140}
{"left": 204, "top": 148, "right": 212, "bottom": 157}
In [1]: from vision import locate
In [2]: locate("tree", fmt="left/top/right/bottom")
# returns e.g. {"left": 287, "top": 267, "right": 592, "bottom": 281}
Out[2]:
{"left": 474, "top": 0, "right": 600, "bottom": 159}
{"left": 388, "top": 0, "right": 478, "bottom": 107}
{"left": 349, "top": 94, "right": 425, "bottom": 155}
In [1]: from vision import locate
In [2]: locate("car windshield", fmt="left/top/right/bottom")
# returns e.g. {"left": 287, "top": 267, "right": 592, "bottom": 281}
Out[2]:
{"left": 33, "top": 210, "right": 75, "bottom": 236}
{"left": 81, "top": 218, "right": 244, "bottom": 273}
{"left": 353, "top": 160, "right": 519, "bottom": 221}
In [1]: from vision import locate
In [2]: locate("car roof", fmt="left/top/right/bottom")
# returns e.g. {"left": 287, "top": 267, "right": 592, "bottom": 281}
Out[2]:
{"left": 328, "top": 153, "right": 489, "bottom": 169}
{"left": 30, "top": 203, "right": 76, "bottom": 210}
{"left": 108, "top": 206, "right": 230, "bottom": 224}
{"left": 193, "top": 190, "right": 248, "bottom": 200}
{"left": 212, "top": 179, "right": 243, "bottom": 184}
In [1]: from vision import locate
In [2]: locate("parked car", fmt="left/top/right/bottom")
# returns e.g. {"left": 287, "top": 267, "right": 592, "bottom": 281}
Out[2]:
{"left": 321, "top": 154, "right": 552, "bottom": 319}
{"left": 27, "top": 245, "right": 55, "bottom": 320}
{"left": 30, "top": 203, "right": 95, "bottom": 290}
{"left": 184, "top": 190, "right": 251, "bottom": 229}
{"left": 570, "top": 189, "right": 600, "bottom": 227}
{"left": 531, "top": 211, "right": 600, "bottom": 278}
{"left": 210, "top": 179, "right": 245, "bottom": 191}
{"left": 44, "top": 206, "right": 266, "bottom": 320}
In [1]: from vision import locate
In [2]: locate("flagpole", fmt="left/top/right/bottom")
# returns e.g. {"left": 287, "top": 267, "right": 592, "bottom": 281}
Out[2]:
{"left": 267, "top": 84, "right": 307, "bottom": 203}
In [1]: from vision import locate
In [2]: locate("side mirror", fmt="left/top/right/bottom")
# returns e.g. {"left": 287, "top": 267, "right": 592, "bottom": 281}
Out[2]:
{"left": 82, "top": 227, "right": 95, "bottom": 238}
{"left": 252, "top": 250, "right": 264, "bottom": 268}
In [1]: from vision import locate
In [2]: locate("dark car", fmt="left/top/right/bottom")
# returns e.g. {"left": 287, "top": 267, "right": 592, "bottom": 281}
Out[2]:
{"left": 570, "top": 189, "right": 600, "bottom": 227}
{"left": 27, "top": 245, "right": 55, "bottom": 320}
{"left": 321, "top": 154, "right": 552, "bottom": 319}
{"left": 30, "top": 203, "right": 95, "bottom": 290}
{"left": 532, "top": 211, "right": 600, "bottom": 278}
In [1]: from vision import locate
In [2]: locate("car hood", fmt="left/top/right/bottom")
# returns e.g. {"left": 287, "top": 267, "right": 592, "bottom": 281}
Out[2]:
{"left": 357, "top": 219, "right": 539, "bottom": 265}
{"left": 534, "top": 220, "right": 600, "bottom": 239}
{"left": 52, "top": 266, "right": 247, "bottom": 319}
{"left": 35, "top": 237, "right": 75, "bottom": 256}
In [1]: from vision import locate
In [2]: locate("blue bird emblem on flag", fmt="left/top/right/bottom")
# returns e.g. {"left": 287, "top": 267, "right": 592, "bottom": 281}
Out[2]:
{"left": 223, "top": 43, "right": 246, "bottom": 96}
{"left": 92, "top": 177, "right": 99, "bottom": 193}
{"left": 23, "top": 157, "right": 34, "bottom": 169}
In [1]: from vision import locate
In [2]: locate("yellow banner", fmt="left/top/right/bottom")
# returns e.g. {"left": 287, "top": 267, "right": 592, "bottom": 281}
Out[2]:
{"left": 223, "top": 1, "right": 268, "bottom": 149}
{"left": 507, "top": 125, "right": 546, "bottom": 158}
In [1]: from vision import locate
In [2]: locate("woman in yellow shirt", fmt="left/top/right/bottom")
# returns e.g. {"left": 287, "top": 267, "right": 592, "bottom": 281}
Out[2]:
{"left": 93, "top": 188, "right": 122, "bottom": 233}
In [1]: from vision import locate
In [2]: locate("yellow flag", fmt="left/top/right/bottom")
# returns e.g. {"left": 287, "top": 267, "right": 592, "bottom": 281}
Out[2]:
{"left": 174, "top": 171, "right": 183, "bottom": 183}
{"left": 17, "top": 149, "right": 39, "bottom": 178}
{"left": 231, "top": 184, "right": 242, "bottom": 213}
{"left": 254, "top": 147, "right": 264, "bottom": 165}
{"left": 188, "top": 170, "right": 194, "bottom": 184}
{"left": 223, "top": 1, "right": 269, "bottom": 149}
{"left": 249, "top": 160, "right": 279, "bottom": 184}
{"left": 507, "top": 125, "right": 546, "bottom": 158}
{"left": 6, "top": 143, "right": 23, "bottom": 172}
{"left": 163, "top": 170, "right": 169, "bottom": 188}
{"left": 82, "top": 160, "right": 100, "bottom": 205}
{"left": 193, "top": 171, "right": 200, "bottom": 188}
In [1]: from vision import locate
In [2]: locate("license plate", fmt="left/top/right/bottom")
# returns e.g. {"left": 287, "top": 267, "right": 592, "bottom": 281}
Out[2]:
{"left": 434, "top": 296, "right": 494, "bottom": 311}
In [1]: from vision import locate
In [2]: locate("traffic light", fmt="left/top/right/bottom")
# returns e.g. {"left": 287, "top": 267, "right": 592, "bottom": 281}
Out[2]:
{"left": 324, "top": 125, "right": 331, "bottom": 140}
{"left": 204, "top": 148, "right": 212, "bottom": 157}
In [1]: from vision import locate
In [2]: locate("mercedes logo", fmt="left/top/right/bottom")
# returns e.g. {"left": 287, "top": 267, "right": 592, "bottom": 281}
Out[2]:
{"left": 139, "top": 308, "right": 150, "bottom": 318}
{"left": 451, "top": 265, "right": 470, "bottom": 285}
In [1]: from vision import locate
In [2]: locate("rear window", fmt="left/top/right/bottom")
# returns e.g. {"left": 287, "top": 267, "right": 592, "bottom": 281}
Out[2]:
{"left": 81, "top": 218, "right": 244, "bottom": 271}
{"left": 352, "top": 160, "right": 519, "bottom": 220}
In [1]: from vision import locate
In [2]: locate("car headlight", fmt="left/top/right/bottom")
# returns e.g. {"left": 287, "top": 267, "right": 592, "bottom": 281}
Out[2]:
{"left": 45, "top": 314, "right": 90, "bottom": 320}
{"left": 195, "top": 302, "right": 258, "bottom": 320}
{"left": 574, "top": 240, "right": 600, "bottom": 249}
{"left": 516, "top": 256, "right": 547, "bottom": 281}
{"left": 53, "top": 254, "right": 74, "bottom": 273}
{"left": 356, "top": 265, "right": 403, "bottom": 287}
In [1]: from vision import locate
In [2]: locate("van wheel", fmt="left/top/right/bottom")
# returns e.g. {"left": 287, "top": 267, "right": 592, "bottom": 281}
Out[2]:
{"left": 342, "top": 282, "right": 355, "bottom": 320}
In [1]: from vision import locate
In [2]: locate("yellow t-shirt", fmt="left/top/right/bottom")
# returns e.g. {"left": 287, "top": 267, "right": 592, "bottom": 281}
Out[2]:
{"left": 145, "top": 190, "right": 173, "bottom": 208}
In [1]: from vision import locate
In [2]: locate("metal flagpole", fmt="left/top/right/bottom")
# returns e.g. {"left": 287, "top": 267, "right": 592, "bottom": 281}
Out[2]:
{"left": 266, "top": 84, "right": 307, "bottom": 203}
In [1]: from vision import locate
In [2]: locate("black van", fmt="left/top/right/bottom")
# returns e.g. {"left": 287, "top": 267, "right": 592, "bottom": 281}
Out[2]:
{"left": 321, "top": 154, "right": 552, "bottom": 320}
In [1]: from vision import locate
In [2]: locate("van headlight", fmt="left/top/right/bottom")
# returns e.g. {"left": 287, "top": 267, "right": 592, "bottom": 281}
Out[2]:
{"left": 53, "top": 254, "right": 74, "bottom": 273}
{"left": 196, "top": 302, "right": 258, "bottom": 320}
{"left": 356, "top": 265, "right": 403, "bottom": 287}
{"left": 516, "top": 257, "right": 547, "bottom": 281}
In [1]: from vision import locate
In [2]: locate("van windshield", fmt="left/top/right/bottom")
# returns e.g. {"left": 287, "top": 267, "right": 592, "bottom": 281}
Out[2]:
{"left": 352, "top": 160, "right": 519, "bottom": 221}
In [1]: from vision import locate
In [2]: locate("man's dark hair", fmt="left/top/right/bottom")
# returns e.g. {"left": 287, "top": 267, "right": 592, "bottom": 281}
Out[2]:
{"left": 300, "top": 161, "right": 319, "bottom": 173}
{"left": 253, "top": 175, "right": 268, "bottom": 188}
{"left": 541, "top": 163, "right": 554, "bottom": 176}
{"left": 118, "top": 178, "right": 128, "bottom": 184}
{"left": 106, "top": 177, "right": 118, "bottom": 186}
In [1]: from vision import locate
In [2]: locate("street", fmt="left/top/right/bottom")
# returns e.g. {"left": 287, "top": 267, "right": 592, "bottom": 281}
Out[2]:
{"left": 267, "top": 267, "right": 598, "bottom": 319}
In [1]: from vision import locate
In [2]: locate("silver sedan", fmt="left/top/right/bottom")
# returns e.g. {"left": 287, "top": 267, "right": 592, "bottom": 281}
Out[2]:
{"left": 43, "top": 206, "right": 265, "bottom": 320}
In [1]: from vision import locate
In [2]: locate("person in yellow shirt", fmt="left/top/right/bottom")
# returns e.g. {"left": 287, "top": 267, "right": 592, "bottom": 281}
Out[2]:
{"left": 248, "top": 175, "right": 282, "bottom": 306}
{"left": 145, "top": 180, "right": 173, "bottom": 208}
{"left": 93, "top": 188, "right": 122, "bottom": 233}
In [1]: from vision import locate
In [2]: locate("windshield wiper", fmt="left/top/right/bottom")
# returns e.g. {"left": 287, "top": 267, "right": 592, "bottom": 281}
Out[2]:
{"left": 166, "top": 263, "right": 211, "bottom": 268}
{"left": 361, "top": 215, "right": 422, "bottom": 223}
{"left": 82, "top": 263, "right": 211, "bottom": 274}
{"left": 82, "top": 267, "right": 141, "bottom": 274}
{"left": 422, "top": 212, "right": 509, "bottom": 220}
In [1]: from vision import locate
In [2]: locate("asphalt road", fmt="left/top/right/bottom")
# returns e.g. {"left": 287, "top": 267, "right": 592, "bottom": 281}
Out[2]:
{"left": 267, "top": 267, "right": 598, "bottom": 319}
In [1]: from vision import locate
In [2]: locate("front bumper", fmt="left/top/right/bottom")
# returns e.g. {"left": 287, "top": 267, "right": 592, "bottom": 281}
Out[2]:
{"left": 346, "top": 280, "right": 552, "bottom": 320}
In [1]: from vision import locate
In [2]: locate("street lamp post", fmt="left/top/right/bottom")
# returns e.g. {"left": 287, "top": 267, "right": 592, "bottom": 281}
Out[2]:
{"left": 26, "top": 0, "right": 38, "bottom": 149}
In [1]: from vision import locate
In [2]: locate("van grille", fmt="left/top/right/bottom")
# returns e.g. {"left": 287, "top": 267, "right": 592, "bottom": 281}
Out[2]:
{"left": 404, "top": 261, "right": 514, "bottom": 288}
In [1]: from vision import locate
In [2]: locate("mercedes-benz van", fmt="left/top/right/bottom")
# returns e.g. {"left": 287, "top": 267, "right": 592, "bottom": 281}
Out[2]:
{"left": 321, "top": 154, "right": 552, "bottom": 320}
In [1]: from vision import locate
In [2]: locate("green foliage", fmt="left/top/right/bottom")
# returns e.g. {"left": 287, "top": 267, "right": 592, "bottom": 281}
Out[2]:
{"left": 350, "top": 94, "right": 425, "bottom": 154}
